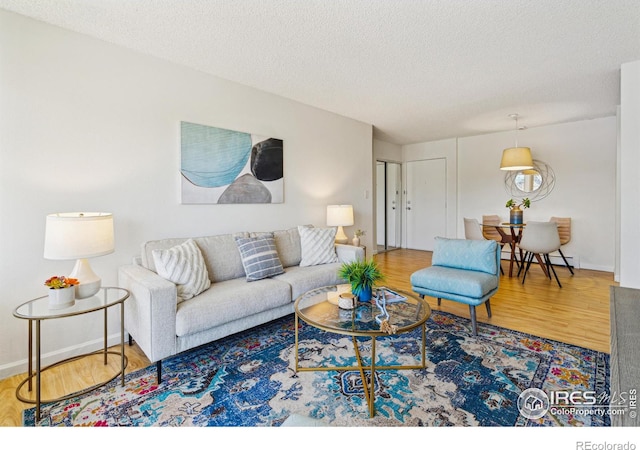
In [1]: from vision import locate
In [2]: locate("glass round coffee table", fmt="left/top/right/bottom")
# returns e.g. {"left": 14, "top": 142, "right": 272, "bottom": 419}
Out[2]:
{"left": 293, "top": 284, "right": 431, "bottom": 418}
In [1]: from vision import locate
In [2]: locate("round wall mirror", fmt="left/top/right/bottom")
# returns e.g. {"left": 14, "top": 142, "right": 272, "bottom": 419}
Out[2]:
{"left": 504, "top": 160, "right": 555, "bottom": 202}
{"left": 514, "top": 169, "right": 542, "bottom": 193}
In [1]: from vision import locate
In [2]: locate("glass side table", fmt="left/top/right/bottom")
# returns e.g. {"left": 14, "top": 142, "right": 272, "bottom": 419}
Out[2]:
{"left": 13, "top": 286, "right": 130, "bottom": 422}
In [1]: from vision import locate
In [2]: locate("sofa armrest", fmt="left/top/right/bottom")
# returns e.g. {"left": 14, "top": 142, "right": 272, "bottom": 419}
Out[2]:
{"left": 118, "top": 264, "right": 178, "bottom": 363}
{"left": 335, "top": 244, "right": 365, "bottom": 263}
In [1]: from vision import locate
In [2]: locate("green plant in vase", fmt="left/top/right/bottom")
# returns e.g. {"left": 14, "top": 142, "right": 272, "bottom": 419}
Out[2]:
{"left": 505, "top": 197, "right": 530, "bottom": 224}
{"left": 338, "top": 258, "right": 384, "bottom": 302}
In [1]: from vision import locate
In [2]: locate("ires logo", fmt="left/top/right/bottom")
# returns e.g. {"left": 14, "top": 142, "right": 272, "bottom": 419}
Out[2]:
{"left": 548, "top": 390, "right": 597, "bottom": 405}
{"left": 518, "top": 388, "right": 638, "bottom": 421}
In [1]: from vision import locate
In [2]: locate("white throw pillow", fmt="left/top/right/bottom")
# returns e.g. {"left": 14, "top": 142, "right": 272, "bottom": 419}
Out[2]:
{"left": 152, "top": 239, "right": 211, "bottom": 303}
{"left": 298, "top": 226, "right": 338, "bottom": 267}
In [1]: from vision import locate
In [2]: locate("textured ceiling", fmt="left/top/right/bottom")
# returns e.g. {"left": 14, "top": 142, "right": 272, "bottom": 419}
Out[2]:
{"left": 2, "top": 0, "right": 639, "bottom": 144}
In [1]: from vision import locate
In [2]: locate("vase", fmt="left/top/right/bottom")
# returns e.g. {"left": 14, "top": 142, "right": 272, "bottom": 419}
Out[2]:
{"left": 48, "top": 286, "right": 75, "bottom": 310}
{"left": 357, "top": 285, "right": 372, "bottom": 302}
{"left": 510, "top": 206, "right": 523, "bottom": 225}
{"left": 338, "top": 293, "right": 356, "bottom": 310}
{"left": 352, "top": 236, "right": 360, "bottom": 247}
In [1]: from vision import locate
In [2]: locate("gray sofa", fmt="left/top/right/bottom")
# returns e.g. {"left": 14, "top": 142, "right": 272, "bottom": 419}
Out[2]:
{"left": 118, "top": 226, "right": 364, "bottom": 382}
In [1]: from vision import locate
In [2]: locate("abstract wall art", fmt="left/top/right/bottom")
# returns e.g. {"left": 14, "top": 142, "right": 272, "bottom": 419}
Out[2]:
{"left": 180, "top": 121, "right": 284, "bottom": 204}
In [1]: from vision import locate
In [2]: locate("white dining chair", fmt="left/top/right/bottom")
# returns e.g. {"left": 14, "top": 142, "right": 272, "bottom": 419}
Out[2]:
{"left": 464, "top": 218, "right": 485, "bottom": 240}
{"left": 517, "top": 221, "right": 563, "bottom": 287}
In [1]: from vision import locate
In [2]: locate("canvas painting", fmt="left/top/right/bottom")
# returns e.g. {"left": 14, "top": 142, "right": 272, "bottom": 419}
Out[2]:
{"left": 180, "top": 121, "right": 284, "bottom": 204}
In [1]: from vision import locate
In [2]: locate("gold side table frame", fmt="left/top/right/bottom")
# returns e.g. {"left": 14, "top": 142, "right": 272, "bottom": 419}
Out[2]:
{"left": 293, "top": 285, "right": 431, "bottom": 418}
{"left": 13, "top": 287, "right": 130, "bottom": 422}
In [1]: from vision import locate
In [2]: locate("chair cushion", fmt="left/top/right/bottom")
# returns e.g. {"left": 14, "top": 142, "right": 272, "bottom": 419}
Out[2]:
{"left": 431, "top": 237, "right": 498, "bottom": 275}
{"left": 410, "top": 266, "right": 498, "bottom": 299}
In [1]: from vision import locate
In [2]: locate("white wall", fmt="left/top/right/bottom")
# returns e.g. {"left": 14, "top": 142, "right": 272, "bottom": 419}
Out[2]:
{"left": 0, "top": 11, "right": 373, "bottom": 378}
{"left": 373, "top": 138, "right": 401, "bottom": 162}
{"left": 619, "top": 60, "right": 640, "bottom": 288}
{"left": 458, "top": 118, "right": 617, "bottom": 271}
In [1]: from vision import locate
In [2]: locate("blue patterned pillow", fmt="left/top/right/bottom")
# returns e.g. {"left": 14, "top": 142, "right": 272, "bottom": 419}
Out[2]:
{"left": 431, "top": 237, "right": 498, "bottom": 275}
{"left": 235, "top": 234, "right": 285, "bottom": 281}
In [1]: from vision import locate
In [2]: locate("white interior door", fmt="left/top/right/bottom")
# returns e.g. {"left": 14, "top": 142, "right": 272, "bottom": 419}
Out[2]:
{"left": 405, "top": 158, "right": 446, "bottom": 251}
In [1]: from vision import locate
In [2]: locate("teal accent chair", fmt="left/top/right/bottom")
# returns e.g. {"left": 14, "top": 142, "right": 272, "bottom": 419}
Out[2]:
{"left": 410, "top": 237, "right": 501, "bottom": 335}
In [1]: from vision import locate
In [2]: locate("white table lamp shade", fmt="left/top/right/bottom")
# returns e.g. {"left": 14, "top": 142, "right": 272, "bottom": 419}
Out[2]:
{"left": 44, "top": 212, "right": 114, "bottom": 298}
{"left": 326, "top": 205, "right": 354, "bottom": 244}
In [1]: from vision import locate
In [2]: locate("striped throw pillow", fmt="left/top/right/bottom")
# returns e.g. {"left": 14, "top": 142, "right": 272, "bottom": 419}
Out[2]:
{"left": 298, "top": 226, "right": 338, "bottom": 267}
{"left": 152, "top": 239, "right": 211, "bottom": 303}
{"left": 235, "top": 234, "right": 285, "bottom": 281}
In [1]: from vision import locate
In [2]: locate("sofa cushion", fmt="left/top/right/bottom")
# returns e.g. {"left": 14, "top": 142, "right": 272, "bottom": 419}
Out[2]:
{"left": 273, "top": 228, "right": 303, "bottom": 268}
{"left": 235, "top": 234, "right": 285, "bottom": 281}
{"left": 410, "top": 266, "right": 498, "bottom": 299}
{"left": 273, "top": 262, "right": 343, "bottom": 300}
{"left": 250, "top": 227, "right": 303, "bottom": 268}
{"left": 151, "top": 239, "right": 211, "bottom": 303}
{"left": 431, "top": 237, "right": 498, "bottom": 275}
{"left": 175, "top": 277, "right": 292, "bottom": 336}
{"left": 298, "top": 226, "right": 338, "bottom": 267}
{"left": 141, "top": 233, "right": 248, "bottom": 283}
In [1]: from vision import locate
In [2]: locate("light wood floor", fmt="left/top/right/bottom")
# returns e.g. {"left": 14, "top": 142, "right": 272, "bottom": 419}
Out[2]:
{"left": 0, "top": 249, "right": 615, "bottom": 427}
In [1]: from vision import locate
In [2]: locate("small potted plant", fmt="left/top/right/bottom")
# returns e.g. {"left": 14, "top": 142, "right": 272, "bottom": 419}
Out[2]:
{"left": 505, "top": 198, "right": 530, "bottom": 224}
{"left": 338, "top": 258, "right": 384, "bottom": 302}
{"left": 352, "top": 229, "right": 365, "bottom": 247}
{"left": 45, "top": 276, "right": 79, "bottom": 309}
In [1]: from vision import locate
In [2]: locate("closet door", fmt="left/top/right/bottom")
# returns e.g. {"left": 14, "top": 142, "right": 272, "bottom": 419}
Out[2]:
{"left": 405, "top": 158, "right": 446, "bottom": 251}
{"left": 376, "top": 161, "right": 403, "bottom": 252}
{"left": 386, "top": 162, "right": 401, "bottom": 248}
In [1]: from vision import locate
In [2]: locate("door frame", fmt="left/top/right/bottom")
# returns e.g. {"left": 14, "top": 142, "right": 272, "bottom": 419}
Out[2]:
{"left": 403, "top": 157, "right": 447, "bottom": 251}
{"left": 401, "top": 139, "right": 458, "bottom": 247}
{"left": 375, "top": 159, "right": 403, "bottom": 253}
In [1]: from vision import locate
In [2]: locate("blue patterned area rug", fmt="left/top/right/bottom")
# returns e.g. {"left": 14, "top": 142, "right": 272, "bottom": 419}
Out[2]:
{"left": 23, "top": 311, "right": 609, "bottom": 427}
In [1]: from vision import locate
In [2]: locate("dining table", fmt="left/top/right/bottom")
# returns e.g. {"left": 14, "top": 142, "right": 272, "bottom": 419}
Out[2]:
{"left": 481, "top": 222, "right": 526, "bottom": 277}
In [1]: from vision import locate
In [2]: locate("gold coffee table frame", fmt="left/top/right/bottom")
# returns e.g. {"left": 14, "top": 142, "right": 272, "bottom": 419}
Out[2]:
{"left": 294, "top": 284, "right": 431, "bottom": 418}
{"left": 13, "top": 287, "right": 130, "bottom": 422}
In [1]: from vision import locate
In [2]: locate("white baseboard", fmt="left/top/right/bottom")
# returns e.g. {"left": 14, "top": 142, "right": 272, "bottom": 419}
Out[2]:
{"left": 0, "top": 333, "right": 124, "bottom": 381}
{"left": 500, "top": 252, "right": 613, "bottom": 273}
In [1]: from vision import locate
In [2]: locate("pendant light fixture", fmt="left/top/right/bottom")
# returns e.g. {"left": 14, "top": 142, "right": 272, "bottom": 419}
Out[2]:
{"left": 500, "top": 113, "right": 534, "bottom": 171}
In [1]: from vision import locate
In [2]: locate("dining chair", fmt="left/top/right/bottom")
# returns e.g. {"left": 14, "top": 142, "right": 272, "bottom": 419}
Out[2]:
{"left": 464, "top": 218, "right": 485, "bottom": 240}
{"left": 481, "top": 215, "right": 505, "bottom": 242}
{"left": 549, "top": 217, "right": 574, "bottom": 274}
{"left": 517, "top": 221, "right": 563, "bottom": 287}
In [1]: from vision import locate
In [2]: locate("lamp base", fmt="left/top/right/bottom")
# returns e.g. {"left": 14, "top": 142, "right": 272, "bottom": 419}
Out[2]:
{"left": 335, "top": 226, "right": 348, "bottom": 244}
{"left": 69, "top": 258, "right": 102, "bottom": 299}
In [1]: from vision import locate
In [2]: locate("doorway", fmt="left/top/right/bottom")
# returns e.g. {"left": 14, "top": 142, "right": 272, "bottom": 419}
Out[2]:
{"left": 376, "top": 161, "right": 402, "bottom": 253}
{"left": 405, "top": 158, "right": 447, "bottom": 251}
